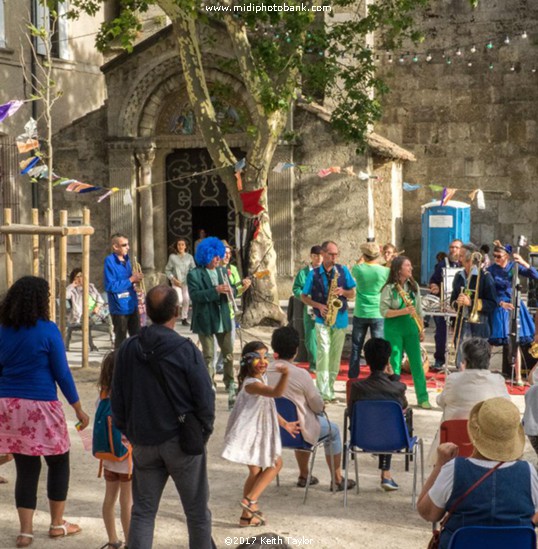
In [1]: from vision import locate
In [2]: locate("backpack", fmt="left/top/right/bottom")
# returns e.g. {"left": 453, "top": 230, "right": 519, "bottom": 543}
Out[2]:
{"left": 92, "top": 390, "right": 131, "bottom": 465}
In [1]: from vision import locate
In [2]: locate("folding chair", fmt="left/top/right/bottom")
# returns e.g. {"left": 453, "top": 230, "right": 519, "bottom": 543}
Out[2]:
{"left": 344, "top": 400, "right": 424, "bottom": 508}
{"left": 439, "top": 419, "right": 474, "bottom": 458}
{"left": 342, "top": 377, "right": 357, "bottom": 467}
{"left": 275, "top": 397, "right": 335, "bottom": 503}
{"left": 447, "top": 525, "right": 536, "bottom": 548}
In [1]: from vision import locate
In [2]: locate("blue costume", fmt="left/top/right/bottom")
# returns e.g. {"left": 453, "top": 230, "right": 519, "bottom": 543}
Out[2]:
{"left": 487, "top": 261, "right": 538, "bottom": 346}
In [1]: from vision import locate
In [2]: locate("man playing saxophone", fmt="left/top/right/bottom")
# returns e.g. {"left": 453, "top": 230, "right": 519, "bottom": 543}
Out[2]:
{"left": 301, "top": 240, "right": 356, "bottom": 402}
{"left": 450, "top": 243, "right": 497, "bottom": 368}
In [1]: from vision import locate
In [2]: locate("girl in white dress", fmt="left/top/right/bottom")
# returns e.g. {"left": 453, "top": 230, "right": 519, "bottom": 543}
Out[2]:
{"left": 222, "top": 341, "right": 300, "bottom": 527}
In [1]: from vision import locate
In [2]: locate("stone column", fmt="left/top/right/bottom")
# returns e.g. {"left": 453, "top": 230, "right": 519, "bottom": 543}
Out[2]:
{"left": 136, "top": 144, "right": 156, "bottom": 274}
{"left": 108, "top": 142, "right": 137, "bottom": 249}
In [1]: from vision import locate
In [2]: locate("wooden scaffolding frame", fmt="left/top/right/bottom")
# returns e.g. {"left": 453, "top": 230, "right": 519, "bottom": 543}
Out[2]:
{"left": 0, "top": 207, "right": 94, "bottom": 368}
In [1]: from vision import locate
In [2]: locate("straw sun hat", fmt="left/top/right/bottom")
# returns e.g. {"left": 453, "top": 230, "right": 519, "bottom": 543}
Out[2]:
{"left": 467, "top": 397, "right": 525, "bottom": 462}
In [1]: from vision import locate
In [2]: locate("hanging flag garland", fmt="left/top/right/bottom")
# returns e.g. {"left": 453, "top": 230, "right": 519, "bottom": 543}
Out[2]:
{"left": 0, "top": 100, "right": 24, "bottom": 123}
{"left": 240, "top": 188, "right": 265, "bottom": 216}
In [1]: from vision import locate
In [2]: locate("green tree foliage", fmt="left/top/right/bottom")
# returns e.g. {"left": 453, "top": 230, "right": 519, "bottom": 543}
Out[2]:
{"left": 67, "top": 0, "right": 430, "bottom": 147}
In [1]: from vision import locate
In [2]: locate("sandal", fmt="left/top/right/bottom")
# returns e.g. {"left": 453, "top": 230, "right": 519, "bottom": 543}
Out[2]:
{"left": 15, "top": 534, "right": 33, "bottom": 548}
{"left": 49, "top": 521, "right": 82, "bottom": 538}
{"left": 239, "top": 514, "right": 264, "bottom": 528}
{"left": 240, "top": 498, "right": 264, "bottom": 523}
{"left": 297, "top": 476, "right": 319, "bottom": 488}
{"left": 98, "top": 543, "right": 123, "bottom": 549}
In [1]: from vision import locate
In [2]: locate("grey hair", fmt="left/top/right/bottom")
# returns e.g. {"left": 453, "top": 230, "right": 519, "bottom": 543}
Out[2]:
{"left": 461, "top": 242, "right": 478, "bottom": 262}
{"left": 461, "top": 338, "right": 491, "bottom": 370}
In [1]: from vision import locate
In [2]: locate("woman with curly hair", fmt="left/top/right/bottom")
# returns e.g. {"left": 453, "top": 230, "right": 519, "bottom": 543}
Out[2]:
{"left": 0, "top": 276, "right": 90, "bottom": 547}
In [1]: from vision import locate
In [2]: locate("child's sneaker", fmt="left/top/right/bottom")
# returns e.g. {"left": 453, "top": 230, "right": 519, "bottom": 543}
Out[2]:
{"left": 381, "top": 478, "right": 399, "bottom": 491}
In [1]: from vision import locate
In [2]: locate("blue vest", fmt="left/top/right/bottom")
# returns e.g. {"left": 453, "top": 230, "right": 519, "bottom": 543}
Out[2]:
{"left": 311, "top": 265, "right": 348, "bottom": 321}
{"left": 440, "top": 458, "right": 534, "bottom": 549}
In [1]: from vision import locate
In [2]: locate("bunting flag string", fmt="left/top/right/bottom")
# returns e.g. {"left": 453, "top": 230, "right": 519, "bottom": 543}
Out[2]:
{"left": 0, "top": 100, "right": 24, "bottom": 124}
{"left": 402, "top": 181, "right": 508, "bottom": 210}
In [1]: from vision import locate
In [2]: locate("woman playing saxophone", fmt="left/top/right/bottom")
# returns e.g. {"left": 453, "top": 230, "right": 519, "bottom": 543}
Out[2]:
{"left": 380, "top": 256, "right": 431, "bottom": 409}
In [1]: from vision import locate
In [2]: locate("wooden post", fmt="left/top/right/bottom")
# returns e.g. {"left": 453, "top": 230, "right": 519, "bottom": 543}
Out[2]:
{"left": 47, "top": 209, "right": 56, "bottom": 322}
{"left": 58, "top": 210, "right": 68, "bottom": 339}
{"left": 81, "top": 208, "right": 91, "bottom": 369}
{"left": 32, "top": 209, "right": 39, "bottom": 276}
{"left": 4, "top": 208, "right": 13, "bottom": 288}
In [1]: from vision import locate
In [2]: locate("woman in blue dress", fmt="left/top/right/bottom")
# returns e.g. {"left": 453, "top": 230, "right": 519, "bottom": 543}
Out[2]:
{"left": 487, "top": 241, "right": 538, "bottom": 385}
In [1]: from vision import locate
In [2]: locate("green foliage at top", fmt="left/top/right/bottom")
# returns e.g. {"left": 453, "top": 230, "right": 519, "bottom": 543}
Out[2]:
{"left": 67, "top": 0, "right": 434, "bottom": 146}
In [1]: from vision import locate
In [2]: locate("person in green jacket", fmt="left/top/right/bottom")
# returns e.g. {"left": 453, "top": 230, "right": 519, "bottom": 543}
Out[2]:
{"left": 213, "top": 241, "right": 251, "bottom": 384}
{"left": 292, "top": 245, "right": 323, "bottom": 371}
{"left": 187, "top": 237, "right": 236, "bottom": 393}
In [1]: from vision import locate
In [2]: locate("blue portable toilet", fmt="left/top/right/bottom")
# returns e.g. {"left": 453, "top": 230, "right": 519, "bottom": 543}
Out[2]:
{"left": 420, "top": 200, "right": 471, "bottom": 284}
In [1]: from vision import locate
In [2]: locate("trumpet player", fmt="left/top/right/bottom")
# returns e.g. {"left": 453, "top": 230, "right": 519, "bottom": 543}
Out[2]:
{"left": 450, "top": 243, "right": 497, "bottom": 368}
{"left": 104, "top": 233, "right": 143, "bottom": 349}
{"left": 301, "top": 240, "right": 356, "bottom": 402}
{"left": 487, "top": 241, "right": 538, "bottom": 384}
{"left": 380, "top": 256, "right": 431, "bottom": 409}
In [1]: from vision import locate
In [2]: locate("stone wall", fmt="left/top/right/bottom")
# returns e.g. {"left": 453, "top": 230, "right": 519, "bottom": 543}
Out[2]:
{"left": 52, "top": 107, "right": 111, "bottom": 291}
{"left": 282, "top": 109, "right": 399, "bottom": 296}
{"left": 375, "top": 0, "right": 538, "bottom": 277}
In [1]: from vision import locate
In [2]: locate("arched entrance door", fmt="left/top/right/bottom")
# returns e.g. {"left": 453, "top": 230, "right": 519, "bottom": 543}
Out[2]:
{"left": 166, "top": 149, "right": 236, "bottom": 251}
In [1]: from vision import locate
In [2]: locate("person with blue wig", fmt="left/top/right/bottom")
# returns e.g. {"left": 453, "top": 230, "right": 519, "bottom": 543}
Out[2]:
{"left": 187, "top": 237, "right": 237, "bottom": 398}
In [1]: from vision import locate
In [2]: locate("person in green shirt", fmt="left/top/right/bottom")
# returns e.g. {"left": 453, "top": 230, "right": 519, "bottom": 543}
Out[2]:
{"left": 349, "top": 242, "right": 389, "bottom": 379}
{"left": 292, "top": 245, "right": 323, "bottom": 371}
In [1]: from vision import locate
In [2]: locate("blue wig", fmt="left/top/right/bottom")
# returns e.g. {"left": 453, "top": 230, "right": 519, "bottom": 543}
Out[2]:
{"left": 195, "top": 237, "right": 226, "bottom": 267}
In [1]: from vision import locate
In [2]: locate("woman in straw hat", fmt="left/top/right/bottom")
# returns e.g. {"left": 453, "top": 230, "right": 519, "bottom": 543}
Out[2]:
{"left": 418, "top": 397, "right": 538, "bottom": 548}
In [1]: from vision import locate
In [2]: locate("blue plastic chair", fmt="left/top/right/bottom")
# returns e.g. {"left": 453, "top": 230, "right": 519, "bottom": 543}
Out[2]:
{"left": 344, "top": 400, "right": 424, "bottom": 508}
{"left": 447, "top": 525, "right": 536, "bottom": 548}
{"left": 275, "top": 397, "right": 335, "bottom": 504}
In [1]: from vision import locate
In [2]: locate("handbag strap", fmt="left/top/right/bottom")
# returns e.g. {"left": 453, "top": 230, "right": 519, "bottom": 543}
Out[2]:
{"left": 440, "top": 460, "right": 504, "bottom": 528}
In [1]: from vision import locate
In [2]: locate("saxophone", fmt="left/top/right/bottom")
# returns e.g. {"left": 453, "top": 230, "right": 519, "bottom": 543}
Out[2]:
{"left": 395, "top": 282, "right": 424, "bottom": 333}
{"left": 325, "top": 269, "right": 343, "bottom": 327}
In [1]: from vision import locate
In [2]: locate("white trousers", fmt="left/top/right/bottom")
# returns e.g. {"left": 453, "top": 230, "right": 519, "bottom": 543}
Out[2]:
{"left": 173, "top": 285, "right": 190, "bottom": 320}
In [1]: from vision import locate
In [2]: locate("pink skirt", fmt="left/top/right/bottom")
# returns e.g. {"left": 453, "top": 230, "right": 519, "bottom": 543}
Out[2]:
{"left": 0, "top": 398, "right": 70, "bottom": 456}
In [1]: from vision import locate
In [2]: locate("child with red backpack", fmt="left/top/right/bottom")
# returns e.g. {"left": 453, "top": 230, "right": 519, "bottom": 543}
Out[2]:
{"left": 94, "top": 352, "right": 132, "bottom": 549}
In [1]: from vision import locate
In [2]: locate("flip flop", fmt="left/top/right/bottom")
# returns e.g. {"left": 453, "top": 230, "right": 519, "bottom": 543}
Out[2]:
{"left": 49, "top": 521, "right": 82, "bottom": 538}
{"left": 16, "top": 533, "right": 33, "bottom": 548}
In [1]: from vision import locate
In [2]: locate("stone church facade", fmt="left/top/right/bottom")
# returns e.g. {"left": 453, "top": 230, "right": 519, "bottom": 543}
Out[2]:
{"left": 53, "top": 24, "right": 412, "bottom": 295}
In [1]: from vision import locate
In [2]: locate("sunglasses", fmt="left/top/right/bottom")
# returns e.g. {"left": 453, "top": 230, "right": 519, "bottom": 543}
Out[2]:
{"left": 493, "top": 254, "right": 504, "bottom": 259}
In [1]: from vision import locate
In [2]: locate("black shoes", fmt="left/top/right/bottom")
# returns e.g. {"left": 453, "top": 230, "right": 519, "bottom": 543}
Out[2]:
{"left": 181, "top": 319, "right": 189, "bottom": 326}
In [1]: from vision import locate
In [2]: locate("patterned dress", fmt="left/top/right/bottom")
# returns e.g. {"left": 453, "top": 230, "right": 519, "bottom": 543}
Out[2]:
{"left": 222, "top": 376, "right": 281, "bottom": 468}
{"left": 488, "top": 261, "right": 538, "bottom": 345}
